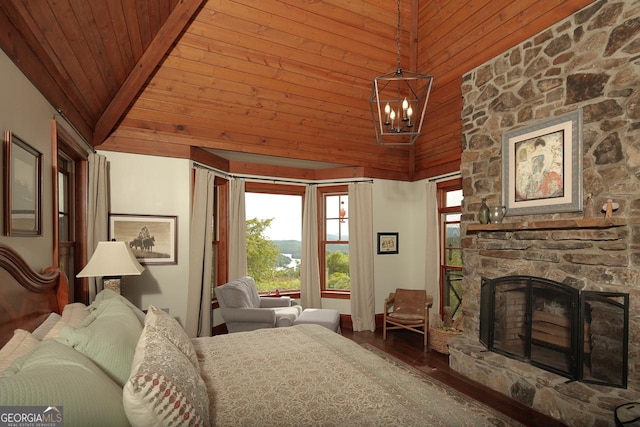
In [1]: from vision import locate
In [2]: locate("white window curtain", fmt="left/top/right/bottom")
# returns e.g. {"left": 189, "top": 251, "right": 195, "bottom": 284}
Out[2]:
{"left": 348, "top": 182, "right": 375, "bottom": 332}
{"left": 425, "top": 181, "right": 441, "bottom": 324}
{"left": 300, "top": 184, "right": 321, "bottom": 308}
{"left": 86, "top": 153, "right": 108, "bottom": 303}
{"left": 228, "top": 178, "right": 247, "bottom": 280}
{"left": 186, "top": 168, "right": 215, "bottom": 337}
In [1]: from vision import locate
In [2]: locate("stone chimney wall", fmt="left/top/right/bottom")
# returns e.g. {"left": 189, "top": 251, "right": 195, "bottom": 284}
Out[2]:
{"left": 455, "top": 1, "right": 640, "bottom": 424}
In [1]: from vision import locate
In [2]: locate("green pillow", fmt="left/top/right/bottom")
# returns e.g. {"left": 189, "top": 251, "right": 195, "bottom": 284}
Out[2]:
{"left": 58, "top": 298, "right": 142, "bottom": 387}
{"left": 90, "top": 289, "right": 146, "bottom": 325}
{"left": 0, "top": 339, "right": 130, "bottom": 427}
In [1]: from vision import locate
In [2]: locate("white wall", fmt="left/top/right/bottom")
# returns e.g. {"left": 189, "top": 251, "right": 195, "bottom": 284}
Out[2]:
{"left": 103, "top": 159, "right": 433, "bottom": 329}
{"left": 372, "top": 179, "right": 429, "bottom": 311}
{"left": 0, "top": 49, "right": 65, "bottom": 268}
{"left": 100, "top": 151, "right": 191, "bottom": 326}
{"left": 320, "top": 179, "right": 429, "bottom": 319}
{"left": 0, "top": 46, "right": 438, "bottom": 326}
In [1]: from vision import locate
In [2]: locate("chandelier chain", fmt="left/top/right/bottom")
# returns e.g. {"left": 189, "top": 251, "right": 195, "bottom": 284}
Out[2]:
{"left": 370, "top": 0, "right": 433, "bottom": 145}
{"left": 396, "top": 0, "right": 402, "bottom": 69}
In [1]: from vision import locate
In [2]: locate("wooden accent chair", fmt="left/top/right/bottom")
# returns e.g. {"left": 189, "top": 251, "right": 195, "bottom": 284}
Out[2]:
{"left": 383, "top": 289, "right": 433, "bottom": 350}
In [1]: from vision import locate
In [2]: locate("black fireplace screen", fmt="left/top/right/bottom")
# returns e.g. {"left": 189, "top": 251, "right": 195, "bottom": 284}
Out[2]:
{"left": 480, "top": 276, "right": 629, "bottom": 388}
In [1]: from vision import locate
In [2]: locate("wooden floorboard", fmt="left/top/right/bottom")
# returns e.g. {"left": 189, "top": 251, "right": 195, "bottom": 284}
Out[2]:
{"left": 340, "top": 328, "right": 567, "bottom": 427}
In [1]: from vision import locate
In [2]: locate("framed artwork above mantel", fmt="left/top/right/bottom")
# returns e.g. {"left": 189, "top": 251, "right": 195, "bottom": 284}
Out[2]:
{"left": 501, "top": 109, "right": 583, "bottom": 216}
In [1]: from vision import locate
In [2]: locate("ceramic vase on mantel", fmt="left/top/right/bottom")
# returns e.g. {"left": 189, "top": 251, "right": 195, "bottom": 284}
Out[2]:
{"left": 489, "top": 206, "right": 505, "bottom": 224}
{"left": 478, "top": 198, "right": 490, "bottom": 224}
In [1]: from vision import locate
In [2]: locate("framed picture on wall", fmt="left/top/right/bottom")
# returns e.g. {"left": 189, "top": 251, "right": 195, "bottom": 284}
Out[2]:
{"left": 3, "top": 131, "right": 42, "bottom": 236}
{"left": 109, "top": 214, "right": 177, "bottom": 265}
{"left": 501, "top": 109, "right": 583, "bottom": 216}
{"left": 377, "top": 232, "right": 399, "bottom": 255}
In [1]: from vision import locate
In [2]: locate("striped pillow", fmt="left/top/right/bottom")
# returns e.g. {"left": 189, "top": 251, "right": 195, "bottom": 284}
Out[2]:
{"left": 58, "top": 298, "right": 142, "bottom": 387}
{"left": 0, "top": 330, "right": 39, "bottom": 372}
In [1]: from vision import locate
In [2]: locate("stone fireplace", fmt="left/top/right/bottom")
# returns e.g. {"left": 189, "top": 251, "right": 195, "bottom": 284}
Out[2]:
{"left": 450, "top": 1, "right": 640, "bottom": 425}
{"left": 480, "top": 275, "right": 629, "bottom": 388}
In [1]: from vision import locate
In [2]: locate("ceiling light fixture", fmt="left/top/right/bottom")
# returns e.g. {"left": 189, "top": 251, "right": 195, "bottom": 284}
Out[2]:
{"left": 370, "top": 0, "right": 434, "bottom": 146}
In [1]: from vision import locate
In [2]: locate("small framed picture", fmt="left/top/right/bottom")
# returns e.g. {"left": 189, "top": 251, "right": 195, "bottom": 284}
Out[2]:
{"left": 377, "top": 232, "right": 399, "bottom": 255}
{"left": 4, "top": 131, "right": 42, "bottom": 236}
{"left": 109, "top": 214, "right": 177, "bottom": 265}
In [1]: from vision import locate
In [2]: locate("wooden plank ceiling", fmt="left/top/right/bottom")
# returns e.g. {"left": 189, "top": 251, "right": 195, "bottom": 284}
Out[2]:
{"left": 0, "top": 0, "right": 594, "bottom": 181}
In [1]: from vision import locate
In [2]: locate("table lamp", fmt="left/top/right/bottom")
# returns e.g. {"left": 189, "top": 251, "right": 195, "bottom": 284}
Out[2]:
{"left": 77, "top": 241, "right": 145, "bottom": 295}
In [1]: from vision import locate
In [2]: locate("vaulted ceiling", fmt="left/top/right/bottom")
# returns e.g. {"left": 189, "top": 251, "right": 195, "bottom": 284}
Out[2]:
{"left": 0, "top": 0, "right": 594, "bottom": 181}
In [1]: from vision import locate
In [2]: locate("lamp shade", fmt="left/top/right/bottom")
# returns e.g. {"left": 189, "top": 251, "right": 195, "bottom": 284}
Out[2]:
{"left": 77, "top": 241, "right": 145, "bottom": 278}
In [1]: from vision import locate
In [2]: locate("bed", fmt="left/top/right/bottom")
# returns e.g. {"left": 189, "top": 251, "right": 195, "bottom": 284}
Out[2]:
{"left": 0, "top": 243, "right": 508, "bottom": 427}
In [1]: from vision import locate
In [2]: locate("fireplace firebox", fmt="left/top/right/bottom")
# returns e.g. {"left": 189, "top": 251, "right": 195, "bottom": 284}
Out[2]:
{"left": 480, "top": 276, "right": 629, "bottom": 388}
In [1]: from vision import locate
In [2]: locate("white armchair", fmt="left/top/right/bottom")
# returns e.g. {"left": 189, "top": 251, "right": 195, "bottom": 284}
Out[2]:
{"left": 214, "top": 276, "right": 302, "bottom": 333}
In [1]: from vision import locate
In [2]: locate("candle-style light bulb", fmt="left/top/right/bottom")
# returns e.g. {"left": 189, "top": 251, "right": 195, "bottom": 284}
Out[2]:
{"left": 384, "top": 102, "right": 391, "bottom": 125}
{"left": 390, "top": 109, "right": 396, "bottom": 131}
{"left": 402, "top": 98, "right": 409, "bottom": 121}
{"left": 407, "top": 105, "right": 413, "bottom": 127}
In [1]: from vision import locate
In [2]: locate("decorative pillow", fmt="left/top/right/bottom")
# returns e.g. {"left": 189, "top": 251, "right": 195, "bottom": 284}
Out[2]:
{"left": 0, "top": 330, "right": 39, "bottom": 372}
{"left": 90, "top": 289, "right": 146, "bottom": 325}
{"left": 58, "top": 297, "right": 142, "bottom": 387}
{"left": 0, "top": 339, "right": 130, "bottom": 427}
{"left": 31, "top": 312, "right": 62, "bottom": 340}
{"left": 62, "top": 302, "right": 90, "bottom": 325}
{"left": 123, "top": 323, "right": 209, "bottom": 427}
{"left": 145, "top": 305, "right": 199, "bottom": 370}
{"left": 42, "top": 303, "right": 89, "bottom": 340}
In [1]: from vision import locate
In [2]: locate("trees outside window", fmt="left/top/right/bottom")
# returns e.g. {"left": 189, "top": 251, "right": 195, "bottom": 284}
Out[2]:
{"left": 319, "top": 186, "right": 349, "bottom": 295}
{"left": 245, "top": 184, "right": 303, "bottom": 293}
{"left": 437, "top": 179, "right": 463, "bottom": 320}
{"left": 245, "top": 183, "right": 350, "bottom": 297}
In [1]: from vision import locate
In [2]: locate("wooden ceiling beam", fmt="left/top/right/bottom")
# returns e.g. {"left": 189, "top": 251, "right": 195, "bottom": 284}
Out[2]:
{"left": 107, "top": 125, "right": 409, "bottom": 173}
{"left": 92, "top": 0, "right": 205, "bottom": 146}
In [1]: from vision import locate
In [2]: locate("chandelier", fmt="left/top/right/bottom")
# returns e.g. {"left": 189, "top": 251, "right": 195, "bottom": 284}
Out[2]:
{"left": 370, "top": 0, "right": 433, "bottom": 146}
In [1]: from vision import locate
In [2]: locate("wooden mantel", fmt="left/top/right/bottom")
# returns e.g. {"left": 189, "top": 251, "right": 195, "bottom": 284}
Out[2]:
{"left": 466, "top": 217, "right": 627, "bottom": 233}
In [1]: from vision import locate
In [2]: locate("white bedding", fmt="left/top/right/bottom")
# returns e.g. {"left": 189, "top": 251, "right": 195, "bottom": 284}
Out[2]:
{"left": 1, "top": 293, "right": 510, "bottom": 427}
{"left": 194, "top": 324, "right": 505, "bottom": 427}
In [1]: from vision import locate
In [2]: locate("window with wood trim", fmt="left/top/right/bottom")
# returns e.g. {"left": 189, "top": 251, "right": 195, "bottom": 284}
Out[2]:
{"left": 54, "top": 120, "right": 89, "bottom": 304}
{"left": 437, "top": 179, "right": 462, "bottom": 320}
{"left": 245, "top": 182, "right": 303, "bottom": 294}
{"left": 57, "top": 153, "right": 74, "bottom": 283}
{"left": 319, "top": 186, "right": 350, "bottom": 296}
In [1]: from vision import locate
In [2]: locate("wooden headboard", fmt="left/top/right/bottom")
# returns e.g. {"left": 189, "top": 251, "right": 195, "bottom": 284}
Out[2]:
{"left": 0, "top": 244, "right": 69, "bottom": 347}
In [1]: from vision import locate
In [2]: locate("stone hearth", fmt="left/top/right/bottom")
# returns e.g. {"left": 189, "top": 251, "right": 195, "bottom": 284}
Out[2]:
{"left": 454, "top": 1, "right": 640, "bottom": 425}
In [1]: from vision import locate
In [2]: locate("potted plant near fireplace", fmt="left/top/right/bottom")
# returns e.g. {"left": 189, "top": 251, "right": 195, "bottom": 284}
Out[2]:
{"left": 429, "top": 306, "right": 462, "bottom": 354}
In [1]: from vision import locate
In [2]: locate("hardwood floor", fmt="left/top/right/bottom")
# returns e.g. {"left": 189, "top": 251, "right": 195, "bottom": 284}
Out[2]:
{"left": 340, "top": 328, "right": 567, "bottom": 427}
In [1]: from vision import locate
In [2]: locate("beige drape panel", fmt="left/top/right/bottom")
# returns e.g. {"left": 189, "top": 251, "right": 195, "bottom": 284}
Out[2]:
{"left": 425, "top": 181, "right": 441, "bottom": 323}
{"left": 86, "top": 153, "right": 108, "bottom": 303}
{"left": 186, "top": 168, "right": 215, "bottom": 337}
{"left": 300, "top": 184, "right": 321, "bottom": 308}
{"left": 348, "top": 182, "right": 375, "bottom": 332}
{"left": 228, "top": 179, "right": 247, "bottom": 280}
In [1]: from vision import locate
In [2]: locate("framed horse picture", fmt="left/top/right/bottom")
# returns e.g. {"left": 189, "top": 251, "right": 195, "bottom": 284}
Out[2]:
{"left": 109, "top": 214, "right": 177, "bottom": 265}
